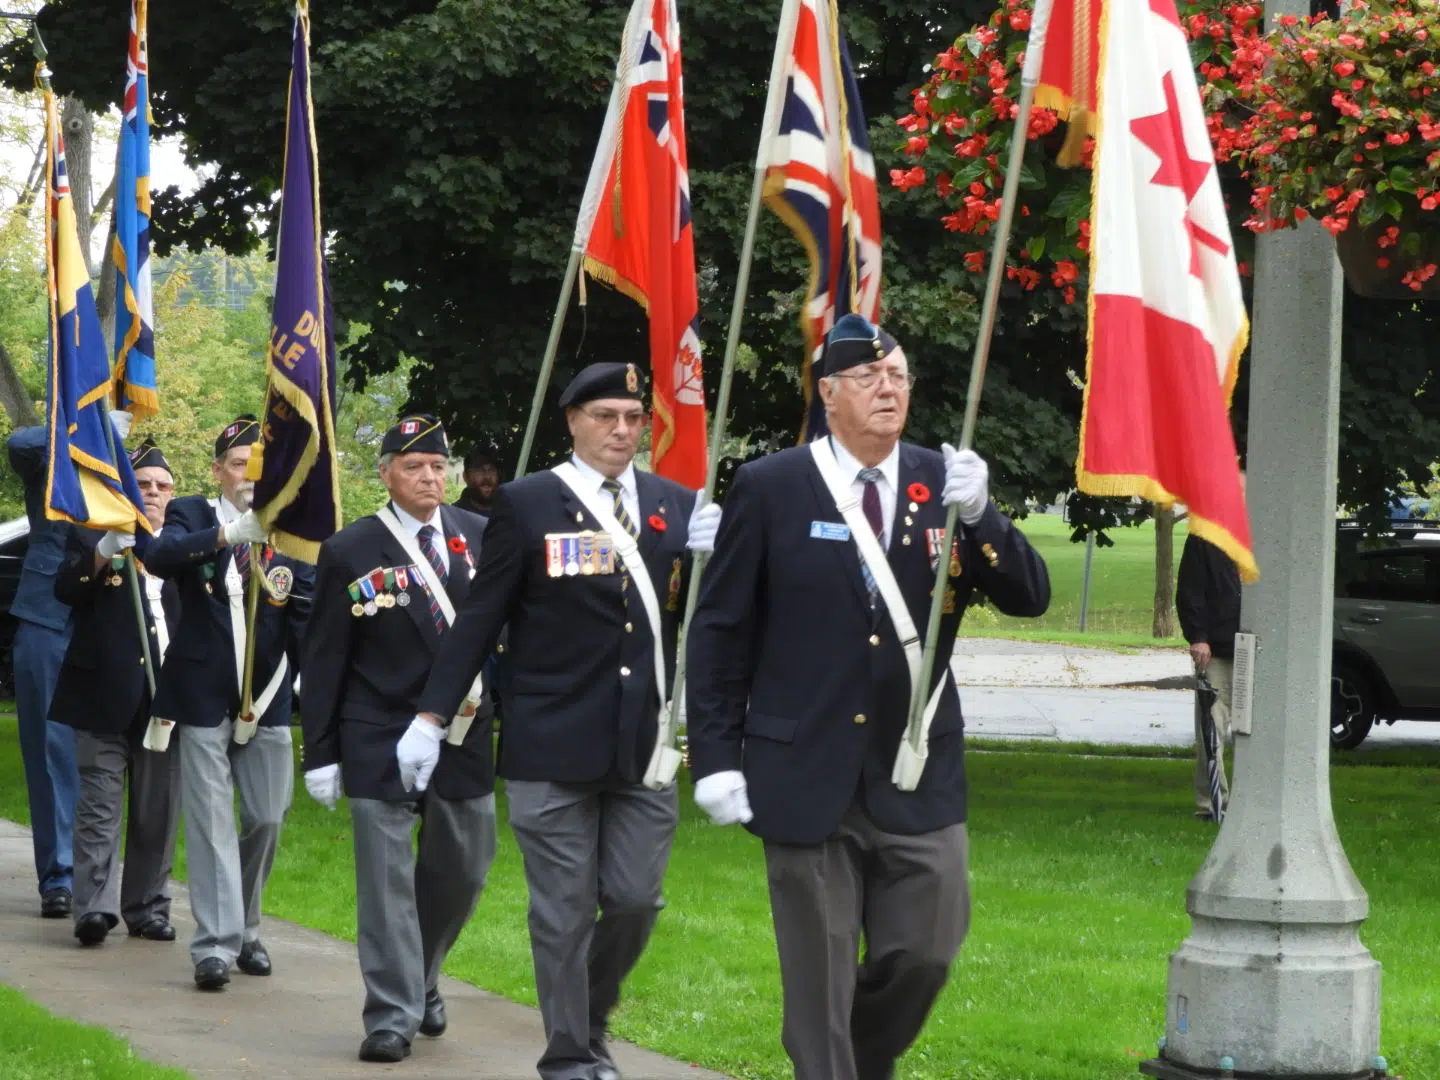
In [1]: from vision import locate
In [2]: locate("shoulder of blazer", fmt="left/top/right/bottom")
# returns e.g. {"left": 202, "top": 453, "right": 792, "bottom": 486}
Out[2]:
{"left": 442, "top": 503, "right": 488, "bottom": 543}
{"left": 167, "top": 494, "right": 218, "bottom": 530}
{"left": 636, "top": 469, "right": 696, "bottom": 506}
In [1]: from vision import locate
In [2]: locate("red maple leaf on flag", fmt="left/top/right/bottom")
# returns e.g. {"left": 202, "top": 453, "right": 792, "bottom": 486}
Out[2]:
{"left": 1129, "top": 72, "right": 1230, "bottom": 277}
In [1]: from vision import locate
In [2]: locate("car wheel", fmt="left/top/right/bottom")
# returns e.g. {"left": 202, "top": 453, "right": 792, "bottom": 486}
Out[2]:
{"left": 1330, "top": 665, "right": 1376, "bottom": 750}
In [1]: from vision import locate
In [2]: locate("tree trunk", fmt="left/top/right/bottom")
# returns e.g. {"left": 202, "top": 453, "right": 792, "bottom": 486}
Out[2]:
{"left": 1153, "top": 504, "right": 1177, "bottom": 638}
{"left": 0, "top": 341, "right": 41, "bottom": 428}
{"left": 96, "top": 215, "right": 119, "bottom": 349}
{"left": 61, "top": 97, "right": 96, "bottom": 277}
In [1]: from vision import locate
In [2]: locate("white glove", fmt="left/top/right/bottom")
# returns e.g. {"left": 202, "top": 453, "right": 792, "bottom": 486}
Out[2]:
{"left": 694, "top": 769, "right": 753, "bottom": 826}
{"left": 223, "top": 510, "right": 267, "bottom": 547}
{"left": 97, "top": 530, "right": 136, "bottom": 559}
{"left": 941, "top": 444, "right": 990, "bottom": 525}
{"left": 304, "top": 764, "right": 341, "bottom": 811}
{"left": 686, "top": 501, "right": 722, "bottom": 554}
{"left": 397, "top": 716, "right": 445, "bottom": 793}
{"left": 108, "top": 409, "right": 134, "bottom": 440}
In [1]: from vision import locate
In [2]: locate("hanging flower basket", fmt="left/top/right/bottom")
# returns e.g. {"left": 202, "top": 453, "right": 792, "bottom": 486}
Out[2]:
{"left": 1333, "top": 213, "right": 1440, "bottom": 298}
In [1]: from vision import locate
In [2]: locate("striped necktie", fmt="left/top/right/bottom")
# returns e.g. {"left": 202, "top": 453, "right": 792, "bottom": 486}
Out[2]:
{"left": 858, "top": 467, "right": 884, "bottom": 607}
{"left": 417, "top": 525, "right": 448, "bottom": 634}
{"left": 602, "top": 478, "right": 638, "bottom": 539}
{"left": 233, "top": 541, "right": 251, "bottom": 586}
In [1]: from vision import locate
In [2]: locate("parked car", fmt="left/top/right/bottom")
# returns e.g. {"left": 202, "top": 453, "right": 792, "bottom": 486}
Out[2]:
{"left": 1330, "top": 519, "right": 1440, "bottom": 749}
{"left": 0, "top": 515, "right": 30, "bottom": 699}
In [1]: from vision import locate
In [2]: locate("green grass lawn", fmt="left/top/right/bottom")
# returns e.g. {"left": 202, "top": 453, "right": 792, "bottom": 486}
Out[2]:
{"left": 982, "top": 513, "right": 1186, "bottom": 645}
{"left": 2, "top": 716, "right": 1436, "bottom": 1080}
{"left": 0, "top": 984, "right": 190, "bottom": 1080}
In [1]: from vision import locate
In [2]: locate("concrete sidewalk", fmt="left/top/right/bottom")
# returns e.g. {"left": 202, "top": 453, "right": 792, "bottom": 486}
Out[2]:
{"left": 0, "top": 820, "right": 727, "bottom": 1080}
{"left": 952, "top": 637, "right": 1191, "bottom": 689}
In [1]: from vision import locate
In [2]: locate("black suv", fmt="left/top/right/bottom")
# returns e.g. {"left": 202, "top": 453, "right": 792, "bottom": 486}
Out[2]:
{"left": 1331, "top": 519, "right": 1440, "bottom": 749}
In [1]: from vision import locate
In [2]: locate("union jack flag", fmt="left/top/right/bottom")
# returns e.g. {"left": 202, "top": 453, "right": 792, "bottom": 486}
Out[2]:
{"left": 576, "top": 0, "right": 707, "bottom": 489}
{"left": 761, "top": 0, "right": 882, "bottom": 440}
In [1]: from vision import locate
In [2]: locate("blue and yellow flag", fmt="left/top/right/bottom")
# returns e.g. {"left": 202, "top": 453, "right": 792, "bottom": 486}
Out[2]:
{"left": 112, "top": 0, "right": 158, "bottom": 419}
{"left": 247, "top": 0, "right": 341, "bottom": 561}
{"left": 42, "top": 78, "right": 150, "bottom": 536}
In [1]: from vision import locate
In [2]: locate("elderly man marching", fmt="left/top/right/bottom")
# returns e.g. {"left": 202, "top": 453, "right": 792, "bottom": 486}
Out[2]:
{"left": 145, "top": 414, "right": 314, "bottom": 991}
{"left": 685, "top": 315, "right": 1051, "bottom": 1080}
{"left": 414, "top": 362, "right": 720, "bottom": 1080}
{"left": 53, "top": 438, "right": 182, "bottom": 947}
{"left": 300, "top": 415, "right": 496, "bottom": 1065}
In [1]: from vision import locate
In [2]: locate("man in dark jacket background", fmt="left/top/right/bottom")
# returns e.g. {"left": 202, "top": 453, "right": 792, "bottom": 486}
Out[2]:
{"left": 1177, "top": 529, "right": 1242, "bottom": 819}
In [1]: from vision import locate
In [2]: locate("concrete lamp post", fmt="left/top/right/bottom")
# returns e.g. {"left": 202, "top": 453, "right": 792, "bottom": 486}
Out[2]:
{"left": 1140, "top": 0, "right": 1388, "bottom": 1076}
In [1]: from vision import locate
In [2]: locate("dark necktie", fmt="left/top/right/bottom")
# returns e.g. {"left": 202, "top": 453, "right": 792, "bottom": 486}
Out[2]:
{"left": 233, "top": 541, "right": 251, "bottom": 586}
{"left": 602, "top": 478, "right": 639, "bottom": 539}
{"left": 417, "top": 525, "right": 449, "bottom": 634}
{"left": 858, "top": 467, "right": 884, "bottom": 606}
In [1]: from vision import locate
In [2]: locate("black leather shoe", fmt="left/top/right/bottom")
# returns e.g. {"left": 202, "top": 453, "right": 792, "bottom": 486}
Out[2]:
{"left": 419, "top": 989, "right": 446, "bottom": 1037}
{"left": 74, "top": 912, "right": 110, "bottom": 946}
{"left": 237, "top": 939, "right": 271, "bottom": 976}
{"left": 358, "top": 1030, "right": 411, "bottom": 1063}
{"left": 128, "top": 917, "right": 177, "bottom": 942}
{"left": 40, "top": 888, "right": 72, "bottom": 919}
{"left": 194, "top": 957, "right": 230, "bottom": 991}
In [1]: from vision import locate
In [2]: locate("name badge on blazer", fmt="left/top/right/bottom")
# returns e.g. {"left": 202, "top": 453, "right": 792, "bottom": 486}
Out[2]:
{"left": 809, "top": 521, "right": 851, "bottom": 542}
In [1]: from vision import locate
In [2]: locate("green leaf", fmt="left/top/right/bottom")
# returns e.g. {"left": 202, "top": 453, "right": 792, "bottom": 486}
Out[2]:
{"left": 1029, "top": 234, "right": 1047, "bottom": 261}
{"left": 1357, "top": 196, "right": 1385, "bottom": 228}
{"left": 1388, "top": 165, "right": 1417, "bottom": 195}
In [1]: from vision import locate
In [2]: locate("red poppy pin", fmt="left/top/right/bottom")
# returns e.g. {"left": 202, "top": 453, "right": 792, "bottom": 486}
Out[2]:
{"left": 907, "top": 482, "right": 931, "bottom": 504}
{"left": 648, "top": 514, "right": 667, "bottom": 532}
{"left": 448, "top": 536, "right": 467, "bottom": 555}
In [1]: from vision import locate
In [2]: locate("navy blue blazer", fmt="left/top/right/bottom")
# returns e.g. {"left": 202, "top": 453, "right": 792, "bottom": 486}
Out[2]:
{"left": 51, "top": 525, "right": 180, "bottom": 737}
{"left": 144, "top": 495, "right": 313, "bottom": 728}
{"left": 301, "top": 505, "right": 495, "bottom": 802}
{"left": 418, "top": 468, "right": 697, "bottom": 785}
{"left": 685, "top": 442, "right": 1050, "bottom": 844}
{"left": 6, "top": 426, "right": 74, "bottom": 634}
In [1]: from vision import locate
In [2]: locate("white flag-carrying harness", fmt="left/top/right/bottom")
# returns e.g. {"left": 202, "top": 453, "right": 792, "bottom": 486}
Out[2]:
{"left": 552, "top": 463, "right": 683, "bottom": 791}
{"left": 377, "top": 506, "right": 482, "bottom": 746}
{"left": 808, "top": 440, "right": 948, "bottom": 790}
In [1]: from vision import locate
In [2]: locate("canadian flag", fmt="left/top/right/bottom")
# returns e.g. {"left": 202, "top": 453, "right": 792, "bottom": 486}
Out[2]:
{"left": 1077, "top": 0, "right": 1256, "bottom": 580}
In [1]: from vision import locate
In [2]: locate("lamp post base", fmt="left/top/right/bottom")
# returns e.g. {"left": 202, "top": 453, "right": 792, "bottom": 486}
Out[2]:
{"left": 1139, "top": 1055, "right": 1391, "bottom": 1080}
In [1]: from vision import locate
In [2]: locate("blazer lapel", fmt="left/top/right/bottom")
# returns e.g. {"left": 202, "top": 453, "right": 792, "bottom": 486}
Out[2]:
{"left": 378, "top": 525, "right": 441, "bottom": 651}
{"left": 889, "top": 445, "right": 927, "bottom": 578}
{"left": 440, "top": 506, "right": 472, "bottom": 608}
{"left": 636, "top": 472, "right": 665, "bottom": 559}
{"left": 803, "top": 454, "right": 872, "bottom": 613}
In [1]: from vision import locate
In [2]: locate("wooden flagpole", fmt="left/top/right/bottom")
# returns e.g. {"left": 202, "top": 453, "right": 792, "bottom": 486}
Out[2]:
{"left": 897, "top": 0, "right": 1057, "bottom": 784}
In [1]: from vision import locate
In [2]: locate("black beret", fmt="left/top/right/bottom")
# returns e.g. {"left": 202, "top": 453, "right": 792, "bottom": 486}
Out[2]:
{"left": 557, "top": 362, "right": 645, "bottom": 409}
{"left": 215, "top": 415, "right": 260, "bottom": 459}
{"left": 381, "top": 414, "right": 450, "bottom": 457}
{"left": 128, "top": 437, "right": 171, "bottom": 475}
{"left": 820, "top": 313, "right": 899, "bottom": 377}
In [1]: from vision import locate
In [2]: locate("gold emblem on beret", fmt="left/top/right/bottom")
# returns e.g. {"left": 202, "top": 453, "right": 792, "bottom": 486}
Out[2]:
{"left": 625, "top": 363, "right": 639, "bottom": 393}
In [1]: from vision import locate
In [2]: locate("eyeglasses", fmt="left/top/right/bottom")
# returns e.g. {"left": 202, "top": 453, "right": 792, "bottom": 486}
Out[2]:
{"left": 581, "top": 407, "right": 648, "bottom": 427}
{"left": 137, "top": 480, "right": 174, "bottom": 493}
{"left": 829, "top": 369, "right": 916, "bottom": 392}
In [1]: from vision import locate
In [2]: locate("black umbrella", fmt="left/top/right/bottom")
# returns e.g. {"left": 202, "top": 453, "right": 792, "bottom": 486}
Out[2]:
{"left": 1195, "top": 671, "right": 1224, "bottom": 824}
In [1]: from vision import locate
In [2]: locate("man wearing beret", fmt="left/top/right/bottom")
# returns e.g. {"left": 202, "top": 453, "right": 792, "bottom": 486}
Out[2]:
{"left": 52, "top": 437, "right": 182, "bottom": 947}
{"left": 145, "top": 414, "right": 314, "bottom": 991}
{"left": 686, "top": 315, "right": 1051, "bottom": 1080}
{"left": 300, "top": 415, "right": 496, "bottom": 1064}
{"left": 415, "top": 362, "right": 720, "bottom": 1080}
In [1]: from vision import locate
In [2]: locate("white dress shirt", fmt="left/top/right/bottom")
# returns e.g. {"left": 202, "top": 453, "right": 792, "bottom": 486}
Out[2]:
{"left": 569, "top": 455, "right": 641, "bottom": 531}
{"left": 144, "top": 526, "right": 170, "bottom": 660}
{"left": 829, "top": 437, "right": 900, "bottom": 549}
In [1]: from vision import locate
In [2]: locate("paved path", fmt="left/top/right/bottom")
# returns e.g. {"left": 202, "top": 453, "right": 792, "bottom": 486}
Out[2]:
{"left": 0, "top": 821, "right": 727, "bottom": 1080}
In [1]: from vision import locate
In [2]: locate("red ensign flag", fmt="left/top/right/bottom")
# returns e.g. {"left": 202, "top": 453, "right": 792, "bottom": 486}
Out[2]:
{"left": 578, "top": 0, "right": 707, "bottom": 489}
{"left": 1077, "top": 0, "right": 1256, "bottom": 580}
